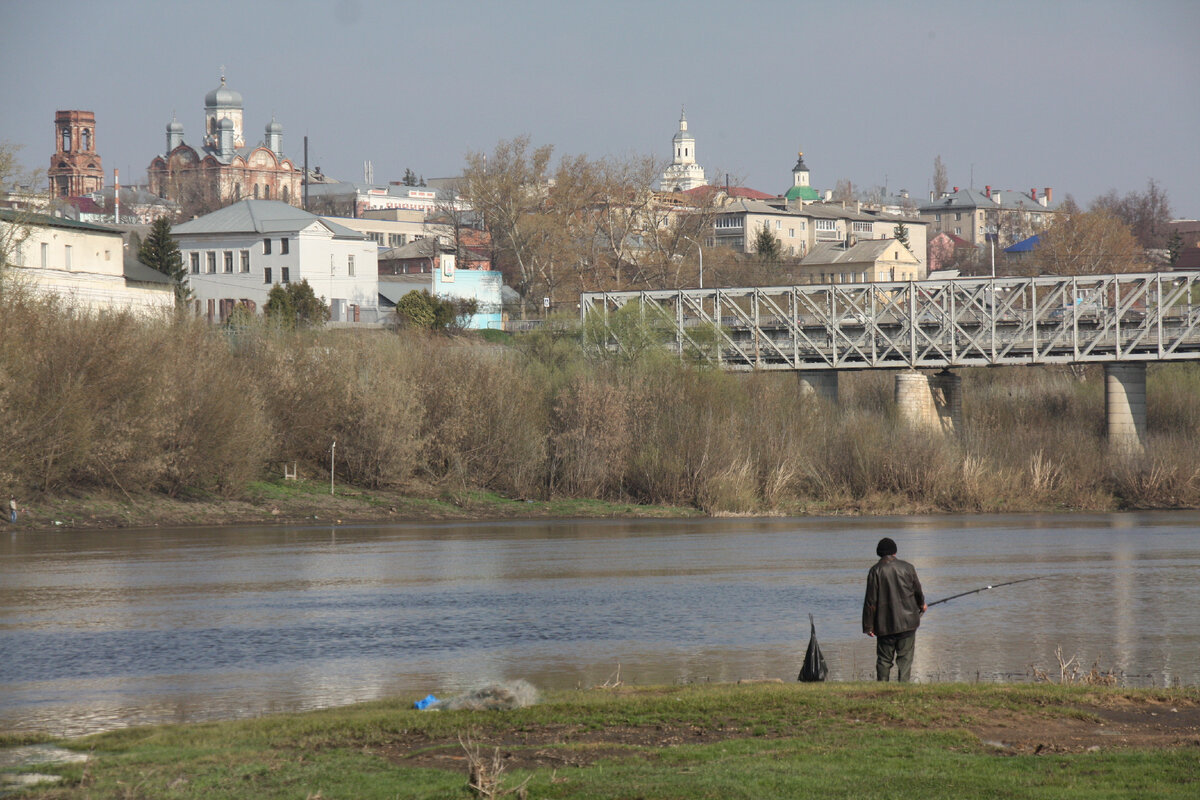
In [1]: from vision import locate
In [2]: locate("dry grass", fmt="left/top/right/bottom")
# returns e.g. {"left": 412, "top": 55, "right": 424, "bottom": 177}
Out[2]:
{"left": 3, "top": 292, "right": 1199, "bottom": 512}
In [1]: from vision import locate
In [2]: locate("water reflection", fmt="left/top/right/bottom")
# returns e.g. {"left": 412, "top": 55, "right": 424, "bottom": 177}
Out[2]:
{"left": 2, "top": 512, "right": 1198, "bottom": 737}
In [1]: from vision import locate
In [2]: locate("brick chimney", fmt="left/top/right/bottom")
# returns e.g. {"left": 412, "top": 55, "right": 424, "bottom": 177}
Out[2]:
{"left": 985, "top": 185, "right": 991, "bottom": 198}
{"left": 1044, "top": 187, "right": 1053, "bottom": 205}
{"left": 1031, "top": 188, "right": 1037, "bottom": 201}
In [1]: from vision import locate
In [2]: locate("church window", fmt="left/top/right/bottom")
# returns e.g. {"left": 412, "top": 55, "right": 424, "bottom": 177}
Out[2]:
{"left": 263, "top": 238, "right": 272, "bottom": 254}
{"left": 240, "top": 250, "right": 250, "bottom": 272}
{"left": 224, "top": 251, "right": 234, "bottom": 273}
{"left": 264, "top": 267, "right": 272, "bottom": 284}
{"left": 253, "top": 184, "right": 259, "bottom": 199}
{"left": 61, "top": 129, "right": 71, "bottom": 151}
{"left": 190, "top": 252, "right": 200, "bottom": 274}
{"left": 81, "top": 130, "right": 90, "bottom": 150}
{"left": 234, "top": 184, "right": 242, "bottom": 199}
{"left": 282, "top": 186, "right": 289, "bottom": 203}
{"left": 280, "top": 238, "right": 289, "bottom": 255}
{"left": 263, "top": 185, "right": 271, "bottom": 200}
{"left": 206, "top": 252, "right": 217, "bottom": 273}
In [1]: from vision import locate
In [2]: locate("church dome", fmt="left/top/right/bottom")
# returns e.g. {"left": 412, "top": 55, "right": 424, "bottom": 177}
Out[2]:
{"left": 266, "top": 117, "right": 282, "bottom": 134}
{"left": 218, "top": 117, "right": 234, "bottom": 130}
{"left": 167, "top": 118, "right": 184, "bottom": 133}
{"left": 205, "top": 77, "right": 243, "bottom": 109}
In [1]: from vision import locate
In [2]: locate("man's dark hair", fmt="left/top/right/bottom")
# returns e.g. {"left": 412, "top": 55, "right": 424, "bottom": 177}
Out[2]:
{"left": 876, "top": 537, "right": 897, "bottom": 557}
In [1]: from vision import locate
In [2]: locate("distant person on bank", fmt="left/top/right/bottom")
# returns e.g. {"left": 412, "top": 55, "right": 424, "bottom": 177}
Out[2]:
{"left": 863, "top": 537, "right": 926, "bottom": 682}
{"left": 8, "top": 497, "right": 15, "bottom": 524}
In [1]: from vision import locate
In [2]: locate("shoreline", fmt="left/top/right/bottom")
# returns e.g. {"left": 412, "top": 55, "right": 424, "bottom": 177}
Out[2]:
{"left": 6, "top": 479, "right": 1198, "bottom": 533}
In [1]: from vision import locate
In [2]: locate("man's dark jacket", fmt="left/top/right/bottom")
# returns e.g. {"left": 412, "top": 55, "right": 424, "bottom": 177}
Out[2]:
{"left": 862, "top": 555, "right": 925, "bottom": 636}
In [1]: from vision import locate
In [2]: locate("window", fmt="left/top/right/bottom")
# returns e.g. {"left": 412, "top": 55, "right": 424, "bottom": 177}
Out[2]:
{"left": 263, "top": 185, "right": 271, "bottom": 200}
{"left": 41, "top": 242, "right": 48, "bottom": 267}
{"left": 853, "top": 221, "right": 872, "bottom": 233}
{"left": 715, "top": 216, "right": 744, "bottom": 229}
{"left": 253, "top": 184, "right": 259, "bottom": 199}
{"left": 348, "top": 254, "right": 355, "bottom": 276}
{"left": 264, "top": 267, "right": 272, "bottom": 284}
{"left": 815, "top": 219, "right": 837, "bottom": 231}
{"left": 240, "top": 250, "right": 250, "bottom": 272}
{"left": 64, "top": 245, "right": 72, "bottom": 269}
{"left": 955, "top": 212, "right": 962, "bottom": 221}
{"left": 368, "top": 232, "right": 383, "bottom": 245}
{"left": 789, "top": 228, "right": 795, "bottom": 238}
{"left": 263, "top": 238, "right": 272, "bottom": 254}
{"left": 282, "top": 186, "right": 289, "bottom": 203}
{"left": 388, "top": 233, "right": 405, "bottom": 247}
{"left": 223, "top": 251, "right": 234, "bottom": 273}
{"left": 190, "top": 252, "right": 200, "bottom": 274}
{"left": 776, "top": 220, "right": 781, "bottom": 230}
{"left": 61, "top": 129, "right": 70, "bottom": 151}
{"left": 81, "top": 130, "right": 90, "bottom": 150}
{"left": 280, "top": 238, "right": 289, "bottom": 254}
{"left": 206, "top": 252, "right": 217, "bottom": 273}
{"left": 104, "top": 250, "right": 111, "bottom": 261}
{"left": 281, "top": 267, "right": 290, "bottom": 283}
{"left": 954, "top": 227, "right": 962, "bottom": 236}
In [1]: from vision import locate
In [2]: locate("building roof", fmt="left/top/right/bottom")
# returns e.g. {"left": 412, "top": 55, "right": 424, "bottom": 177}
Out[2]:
{"left": 801, "top": 239, "right": 917, "bottom": 267}
{"left": 172, "top": 199, "right": 366, "bottom": 239}
{"left": 379, "top": 238, "right": 451, "bottom": 260}
{"left": 920, "top": 187, "right": 1058, "bottom": 214}
{"left": 0, "top": 208, "right": 121, "bottom": 235}
{"left": 785, "top": 185, "right": 820, "bottom": 202}
{"left": 1004, "top": 234, "right": 1042, "bottom": 253}
{"left": 122, "top": 253, "right": 173, "bottom": 284}
{"left": 684, "top": 185, "right": 777, "bottom": 204}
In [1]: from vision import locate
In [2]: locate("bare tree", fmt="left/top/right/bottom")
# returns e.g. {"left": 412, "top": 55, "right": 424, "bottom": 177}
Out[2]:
{"left": 831, "top": 178, "right": 855, "bottom": 204}
{"left": 932, "top": 155, "right": 948, "bottom": 198}
{"left": 1089, "top": 178, "right": 1173, "bottom": 250}
{"left": 0, "top": 142, "right": 46, "bottom": 276}
{"left": 1032, "top": 209, "right": 1148, "bottom": 275}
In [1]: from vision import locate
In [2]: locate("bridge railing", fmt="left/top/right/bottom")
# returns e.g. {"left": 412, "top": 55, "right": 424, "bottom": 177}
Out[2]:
{"left": 579, "top": 271, "right": 1200, "bottom": 370}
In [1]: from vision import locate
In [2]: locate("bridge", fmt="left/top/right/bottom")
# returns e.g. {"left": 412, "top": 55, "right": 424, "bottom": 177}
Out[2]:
{"left": 580, "top": 271, "right": 1200, "bottom": 452}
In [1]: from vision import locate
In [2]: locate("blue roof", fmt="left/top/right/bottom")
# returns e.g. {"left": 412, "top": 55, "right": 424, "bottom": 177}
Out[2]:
{"left": 1004, "top": 234, "right": 1041, "bottom": 253}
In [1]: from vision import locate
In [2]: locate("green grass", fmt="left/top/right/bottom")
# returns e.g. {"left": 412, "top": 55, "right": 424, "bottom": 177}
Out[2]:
{"left": 7, "top": 683, "right": 1197, "bottom": 799}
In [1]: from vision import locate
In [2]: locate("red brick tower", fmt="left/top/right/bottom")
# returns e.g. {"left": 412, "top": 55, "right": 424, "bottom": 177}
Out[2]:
{"left": 48, "top": 110, "right": 104, "bottom": 198}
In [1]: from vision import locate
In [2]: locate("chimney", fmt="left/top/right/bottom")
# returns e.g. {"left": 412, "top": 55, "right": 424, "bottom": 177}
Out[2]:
{"left": 985, "top": 185, "right": 991, "bottom": 198}
{"left": 1031, "top": 188, "right": 1037, "bottom": 201}
{"left": 1044, "top": 187, "right": 1053, "bottom": 206}
{"left": 953, "top": 186, "right": 959, "bottom": 193}
{"left": 114, "top": 168, "right": 120, "bottom": 223}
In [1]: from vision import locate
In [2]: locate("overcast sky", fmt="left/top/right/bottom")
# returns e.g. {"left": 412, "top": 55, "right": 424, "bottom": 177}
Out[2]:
{"left": 2, "top": 0, "right": 1197, "bottom": 214}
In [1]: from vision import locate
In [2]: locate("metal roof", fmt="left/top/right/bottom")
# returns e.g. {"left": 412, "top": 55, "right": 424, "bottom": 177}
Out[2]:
{"left": 172, "top": 199, "right": 366, "bottom": 239}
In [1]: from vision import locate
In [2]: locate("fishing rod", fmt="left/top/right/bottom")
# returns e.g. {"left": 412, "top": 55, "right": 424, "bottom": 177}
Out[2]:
{"left": 927, "top": 575, "right": 1047, "bottom": 608}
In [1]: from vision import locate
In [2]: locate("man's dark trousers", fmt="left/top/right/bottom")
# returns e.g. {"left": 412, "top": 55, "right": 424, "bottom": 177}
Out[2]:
{"left": 876, "top": 631, "right": 915, "bottom": 682}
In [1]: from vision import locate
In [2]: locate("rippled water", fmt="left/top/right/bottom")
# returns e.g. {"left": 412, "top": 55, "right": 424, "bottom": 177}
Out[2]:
{"left": 2, "top": 512, "right": 1198, "bottom": 737}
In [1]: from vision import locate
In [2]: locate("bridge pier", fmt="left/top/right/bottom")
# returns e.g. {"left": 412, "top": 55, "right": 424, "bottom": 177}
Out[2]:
{"left": 798, "top": 370, "right": 838, "bottom": 405}
{"left": 894, "top": 370, "right": 961, "bottom": 434}
{"left": 1105, "top": 363, "right": 1147, "bottom": 455}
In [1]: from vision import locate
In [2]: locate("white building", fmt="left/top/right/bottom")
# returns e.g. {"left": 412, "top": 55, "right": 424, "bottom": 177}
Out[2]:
{"left": 1, "top": 210, "right": 174, "bottom": 313}
{"left": 172, "top": 199, "right": 379, "bottom": 323}
{"left": 658, "top": 110, "right": 707, "bottom": 192}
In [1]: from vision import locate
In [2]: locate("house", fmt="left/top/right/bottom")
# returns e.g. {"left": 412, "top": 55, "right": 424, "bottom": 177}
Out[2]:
{"left": 171, "top": 199, "right": 379, "bottom": 323}
{"left": 798, "top": 238, "right": 923, "bottom": 285}
{"left": 377, "top": 238, "right": 503, "bottom": 330}
{"left": 919, "top": 186, "right": 1057, "bottom": 250}
{"left": 1, "top": 209, "right": 173, "bottom": 313}
{"left": 928, "top": 231, "right": 977, "bottom": 272}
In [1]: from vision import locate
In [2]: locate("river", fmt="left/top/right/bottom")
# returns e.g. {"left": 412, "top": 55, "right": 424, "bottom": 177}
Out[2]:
{"left": 2, "top": 512, "right": 1197, "bottom": 737}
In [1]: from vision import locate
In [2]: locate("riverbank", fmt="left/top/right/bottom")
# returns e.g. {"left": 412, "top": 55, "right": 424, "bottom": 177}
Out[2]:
{"left": 4, "top": 480, "right": 706, "bottom": 532}
{"left": 4, "top": 682, "right": 1198, "bottom": 799}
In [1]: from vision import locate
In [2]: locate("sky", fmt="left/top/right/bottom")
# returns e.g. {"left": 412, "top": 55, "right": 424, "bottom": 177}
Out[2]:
{"left": 2, "top": 0, "right": 1198, "bottom": 215}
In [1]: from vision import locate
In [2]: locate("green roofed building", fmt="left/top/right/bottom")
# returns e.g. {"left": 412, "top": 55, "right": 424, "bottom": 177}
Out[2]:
{"left": 785, "top": 151, "right": 820, "bottom": 204}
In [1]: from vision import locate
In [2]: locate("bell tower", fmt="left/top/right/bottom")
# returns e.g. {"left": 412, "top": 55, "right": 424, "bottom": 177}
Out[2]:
{"left": 48, "top": 110, "right": 104, "bottom": 198}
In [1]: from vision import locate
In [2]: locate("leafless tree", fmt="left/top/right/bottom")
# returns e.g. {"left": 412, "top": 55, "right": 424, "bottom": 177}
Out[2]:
{"left": 932, "top": 155, "right": 948, "bottom": 198}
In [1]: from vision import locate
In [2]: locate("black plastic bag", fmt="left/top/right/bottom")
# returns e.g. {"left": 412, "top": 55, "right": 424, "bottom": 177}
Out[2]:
{"left": 797, "top": 613, "right": 828, "bottom": 682}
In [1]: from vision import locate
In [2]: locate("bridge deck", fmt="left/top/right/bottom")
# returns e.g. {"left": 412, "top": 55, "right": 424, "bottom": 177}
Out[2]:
{"left": 580, "top": 272, "right": 1200, "bottom": 371}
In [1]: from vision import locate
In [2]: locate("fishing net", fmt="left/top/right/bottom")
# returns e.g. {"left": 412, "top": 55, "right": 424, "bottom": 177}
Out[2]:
{"left": 797, "top": 613, "right": 828, "bottom": 682}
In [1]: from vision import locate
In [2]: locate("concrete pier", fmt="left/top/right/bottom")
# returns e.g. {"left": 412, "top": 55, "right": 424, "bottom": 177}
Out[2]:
{"left": 1105, "top": 363, "right": 1147, "bottom": 455}
{"left": 798, "top": 370, "right": 839, "bottom": 405}
{"left": 894, "top": 370, "right": 961, "bottom": 433}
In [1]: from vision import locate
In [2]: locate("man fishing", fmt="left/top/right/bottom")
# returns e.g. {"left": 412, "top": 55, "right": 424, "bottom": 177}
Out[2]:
{"left": 862, "top": 537, "right": 926, "bottom": 682}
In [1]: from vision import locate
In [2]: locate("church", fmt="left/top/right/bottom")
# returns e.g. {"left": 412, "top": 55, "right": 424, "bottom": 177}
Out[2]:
{"left": 147, "top": 75, "right": 303, "bottom": 214}
{"left": 658, "top": 110, "right": 707, "bottom": 192}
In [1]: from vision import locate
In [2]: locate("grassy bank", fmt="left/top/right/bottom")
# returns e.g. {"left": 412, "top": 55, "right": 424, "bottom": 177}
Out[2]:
{"left": 6, "top": 683, "right": 1199, "bottom": 799}
{"left": 4, "top": 290, "right": 1200, "bottom": 523}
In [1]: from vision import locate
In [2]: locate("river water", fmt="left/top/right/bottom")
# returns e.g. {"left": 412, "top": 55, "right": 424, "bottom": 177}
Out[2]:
{"left": 2, "top": 512, "right": 1198, "bottom": 737}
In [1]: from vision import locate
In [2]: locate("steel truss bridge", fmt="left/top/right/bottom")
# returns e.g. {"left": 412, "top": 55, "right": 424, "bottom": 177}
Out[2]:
{"left": 580, "top": 272, "right": 1200, "bottom": 371}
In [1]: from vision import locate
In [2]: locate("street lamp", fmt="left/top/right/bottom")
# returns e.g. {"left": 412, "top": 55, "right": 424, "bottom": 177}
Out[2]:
{"left": 683, "top": 235, "right": 704, "bottom": 289}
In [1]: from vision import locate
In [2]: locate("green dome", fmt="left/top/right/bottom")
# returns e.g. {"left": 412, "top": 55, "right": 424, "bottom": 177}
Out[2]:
{"left": 786, "top": 185, "right": 819, "bottom": 202}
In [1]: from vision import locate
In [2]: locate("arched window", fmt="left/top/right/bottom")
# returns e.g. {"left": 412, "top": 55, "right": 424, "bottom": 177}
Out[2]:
{"left": 263, "top": 184, "right": 271, "bottom": 200}
{"left": 61, "top": 128, "right": 71, "bottom": 152}
{"left": 282, "top": 185, "right": 289, "bottom": 203}
{"left": 253, "top": 184, "right": 259, "bottom": 199}
{"left": 234, "top": 184, "right": 241, "bottom": 199}
{"left": 81, "top": 130, "right": 90, "bottom": 150}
